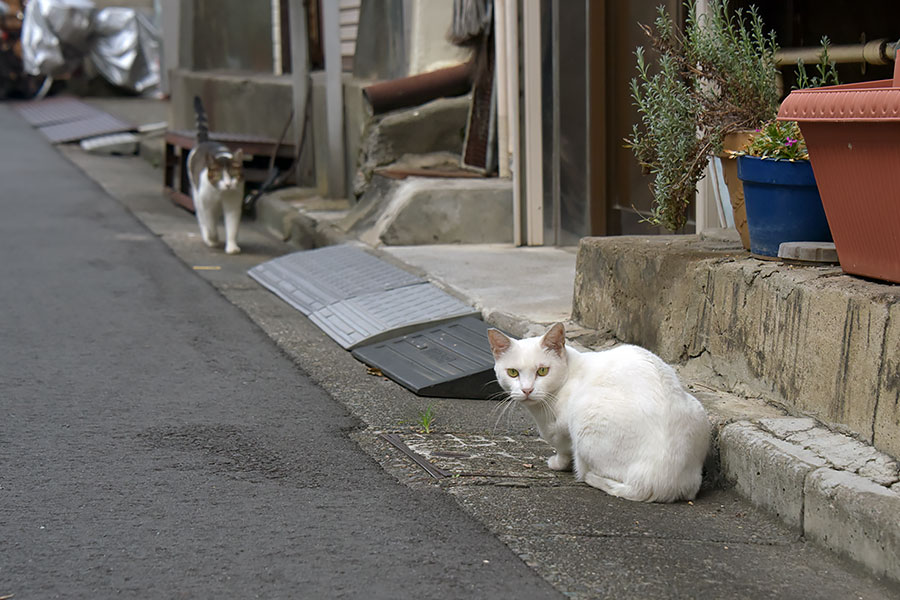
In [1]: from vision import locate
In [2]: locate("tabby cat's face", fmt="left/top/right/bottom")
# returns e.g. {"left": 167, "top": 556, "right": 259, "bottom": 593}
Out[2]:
{"left": 206, "top": 149, "right": 244, "bottom": 191}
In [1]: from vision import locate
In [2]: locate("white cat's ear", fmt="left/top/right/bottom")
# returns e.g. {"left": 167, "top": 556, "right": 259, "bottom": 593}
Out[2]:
{"left": 232, "top": 148, "right": 244, "bottom": 164}
{"left": 541, "top": 322, "right": 566, "bottom": 356}
{"left": 487, "top": 328, "right": 513, "bottom": 359}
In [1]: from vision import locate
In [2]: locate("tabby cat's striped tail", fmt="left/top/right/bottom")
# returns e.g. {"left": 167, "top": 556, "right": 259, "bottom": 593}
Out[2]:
{"left": 193, "top": 96, "right": 209, "bottom": 144}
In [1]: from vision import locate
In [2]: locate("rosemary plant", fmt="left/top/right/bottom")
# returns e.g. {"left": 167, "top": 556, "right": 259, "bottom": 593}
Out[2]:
{"left": 795, "top": 36, "right": 840, "bottom": 89}
{"left": 627, "top": 0, "right": 780, "bottom": 231}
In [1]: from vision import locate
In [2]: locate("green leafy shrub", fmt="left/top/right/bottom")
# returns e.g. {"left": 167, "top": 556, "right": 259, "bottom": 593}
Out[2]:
{"left": 627, "top": 0, "right": 780, "bottom": 231}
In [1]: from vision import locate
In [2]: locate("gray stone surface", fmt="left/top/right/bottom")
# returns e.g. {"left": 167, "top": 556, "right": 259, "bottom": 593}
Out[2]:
{"left": 875, "top": 301, "right": 900, "bottom": 457}
{"left": 805, "top": 468, "right": 900, "bottom": 583}
{"left": 382, "top": 244, "right": 576, "bottom": 328}
{"left": 758, "top": 420, "right": 900, "bottom": 485}
{"left": 719, "top": 423, "right": 827, "bottom": 529}
{"left": 573, "top": 235, "right": 900, "bottom": 460}
{"left": 255, "top": 193, "right": 317, "bottom": 248}
{"left": 450, "top": 486, "right": 892, "bottom": 600}
{"left": 353, "top": 96, "right": 470, "bottom": 194}
{"left": 341, "top": 176, "right": 513, "bottom": 245}
{"left": 168, "top": 69, "right": 296, "bottom": 140}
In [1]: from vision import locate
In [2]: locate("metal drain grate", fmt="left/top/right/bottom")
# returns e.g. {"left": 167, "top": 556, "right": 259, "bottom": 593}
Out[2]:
{"left": 248, "top": 244, "right": 424, "bottom": 315}
{"left": 14, "top": 97, "right": 134, "bottom": 143}
{"left": 15, "top": 97, "right": 103, "bottom": 126}
{"left": 39, "top": 113, "right": 135, "bottom": 143}
{"left": 309, "top": 284, "right": 478, "bottom": 350}
{"left": 352, "top": 316, "right": 502, "bottom": 399}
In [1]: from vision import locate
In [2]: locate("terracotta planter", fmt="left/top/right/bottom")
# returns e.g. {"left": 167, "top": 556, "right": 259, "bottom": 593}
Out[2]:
{"left": 778, "top": 61, "right": 900, "bottom": 283}
{"left": 719, "top": 131, "right": 755, "bottom": 250}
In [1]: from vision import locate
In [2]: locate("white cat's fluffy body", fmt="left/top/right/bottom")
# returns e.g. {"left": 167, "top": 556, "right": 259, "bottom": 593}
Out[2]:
{"left": 488, "top": 323, "right": 709, "bottom": 503}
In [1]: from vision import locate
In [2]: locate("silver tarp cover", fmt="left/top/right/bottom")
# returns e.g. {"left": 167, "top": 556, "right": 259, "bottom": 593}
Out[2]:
{"left": 89, "top": 7, "right": 160, "bottom": 94}
{"left": 21, "top": 0, "right": 160, "bottom": 96}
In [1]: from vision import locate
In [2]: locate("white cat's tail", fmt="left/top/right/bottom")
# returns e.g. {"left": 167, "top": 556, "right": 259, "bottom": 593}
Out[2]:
{"left": 583, "top": 470, "right": 700, "bottom": 503}
{"left": 583, "top": 473, "right": 654, "bottom": 502}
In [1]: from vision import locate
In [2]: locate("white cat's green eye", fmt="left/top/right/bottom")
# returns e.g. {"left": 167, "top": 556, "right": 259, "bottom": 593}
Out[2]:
{"left": 536, "top": 366, "right": 550, "bottom": 377}
{"left": 506, "top": 368, "right": 519, "bottom": 377}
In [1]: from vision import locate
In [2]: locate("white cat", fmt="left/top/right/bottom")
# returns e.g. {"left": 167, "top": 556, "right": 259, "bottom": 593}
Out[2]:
{"left": 487, "top": 323, "right": 709, "bottom": 503}
{"left": 187, "top": 96, "right": 244, "bottom": 255}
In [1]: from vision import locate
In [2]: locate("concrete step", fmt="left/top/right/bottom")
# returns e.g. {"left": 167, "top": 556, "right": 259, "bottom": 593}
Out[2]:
{"left": 573, "top": 232, "right": 900, "bottom": 461}
{"left": 572, "top": 231, "right": 900, "bottom": 583}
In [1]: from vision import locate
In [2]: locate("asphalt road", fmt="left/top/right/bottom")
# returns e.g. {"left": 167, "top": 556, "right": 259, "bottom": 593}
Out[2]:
{"left": 0, "top": 105, "right": 562, "bottom": 598}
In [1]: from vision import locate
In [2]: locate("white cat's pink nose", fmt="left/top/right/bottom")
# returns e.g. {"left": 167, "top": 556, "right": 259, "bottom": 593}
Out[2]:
{"left": 521, "top": 386, "right": 534, "bottom": 397}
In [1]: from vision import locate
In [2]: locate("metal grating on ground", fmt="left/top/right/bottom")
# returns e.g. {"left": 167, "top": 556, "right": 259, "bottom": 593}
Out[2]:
{"left": 352, "top": 316, "right": 502, "bottom": 399}
{"left": 39, "top": 113, "right": 135, "bottom": 143}
{"left": 14, "top": 97, "right": 102, "bottom": 126}
{"left": 248, "top": 244, "right": 424, "bottom": 315}
{"left": 308, "top": 284, "right": 479, "bottom": 350}
{"left": 14, "top": 97, "right": 134, "bottom": 143}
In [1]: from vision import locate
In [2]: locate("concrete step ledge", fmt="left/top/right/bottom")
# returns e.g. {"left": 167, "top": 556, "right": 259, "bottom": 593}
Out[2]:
{"left": 340, "top": 175, "right": 513, "bottom": 246}
{"left": 253, "top": 189, "right": 350, "bottom": 250}
{"left": 719, "top": 419, "right": 900, "bottom": 583}
{"left": 573, "top": 233, "right": 900, "bottom": 460}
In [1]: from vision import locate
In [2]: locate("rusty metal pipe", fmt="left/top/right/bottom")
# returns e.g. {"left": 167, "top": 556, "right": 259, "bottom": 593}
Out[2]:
{"left": 363, "top": 62, "right": 473, "bottom": 114}
{"left": 775, "top": 39, "right": 895, "bottom": 67}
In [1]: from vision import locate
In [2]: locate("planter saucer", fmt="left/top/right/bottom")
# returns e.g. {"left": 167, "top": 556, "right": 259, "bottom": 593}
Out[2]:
{"left": 777, "top": 241, "right": 839, "bottom": 265}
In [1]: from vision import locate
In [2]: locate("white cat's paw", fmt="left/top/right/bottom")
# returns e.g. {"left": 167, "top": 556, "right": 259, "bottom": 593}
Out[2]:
{"left": 547, "top": 454, "right": 571, "bottom": 471}
{"left": 225, "top": 244, "right": 241, "bottom": 255}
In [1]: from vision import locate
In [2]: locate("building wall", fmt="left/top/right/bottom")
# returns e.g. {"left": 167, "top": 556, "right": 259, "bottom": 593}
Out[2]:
{"left": 188, "top": 0, "right": 274, "bottom": 73}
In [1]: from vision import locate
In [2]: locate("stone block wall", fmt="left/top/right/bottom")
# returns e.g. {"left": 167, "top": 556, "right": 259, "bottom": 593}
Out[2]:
{"left": 573, "top": 235, "right": 900, "bottom": 459}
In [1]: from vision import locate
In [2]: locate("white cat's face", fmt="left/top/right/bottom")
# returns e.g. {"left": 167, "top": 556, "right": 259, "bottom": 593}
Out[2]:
{"left": 487, "top": 323, "right": 569, "bottom": 405}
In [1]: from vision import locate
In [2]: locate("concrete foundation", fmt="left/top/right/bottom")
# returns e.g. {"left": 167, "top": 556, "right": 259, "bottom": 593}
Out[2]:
{"left": 168, "top": 69, "right": 295, "bottom": 140}
{"left": 352, "top": 96, "right": 471, "bottom": 196}
{"left": 573, "top": 233, "right": 900, "bottom": 460}
{"left": 339, "top": 174, "right": 513, "bottom": 246}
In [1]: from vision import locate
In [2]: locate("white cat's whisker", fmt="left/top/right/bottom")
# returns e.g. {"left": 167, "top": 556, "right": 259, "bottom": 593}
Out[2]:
{"left": 489, "top": 395, "right": 517, "bottom": 432}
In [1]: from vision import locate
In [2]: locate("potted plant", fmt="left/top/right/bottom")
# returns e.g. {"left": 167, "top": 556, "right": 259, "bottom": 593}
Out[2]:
{"left": 628, "top": 0, "right": 780, "bottom": 233}
{"left": 720, "top": 36, "right": 841, "bottom": 250}
{"left": 778, "top": 57, "right": 900, "bottom": 284}
{"left": 735, "top": 119, "right": 832, "bottom": 257}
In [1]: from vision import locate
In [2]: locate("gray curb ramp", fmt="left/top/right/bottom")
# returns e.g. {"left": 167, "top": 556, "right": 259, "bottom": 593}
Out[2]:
{"left": 260, "top": 189, "right": 900, "bottom": 585}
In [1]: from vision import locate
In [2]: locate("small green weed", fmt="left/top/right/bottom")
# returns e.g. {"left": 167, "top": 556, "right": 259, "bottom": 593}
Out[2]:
{"left": 417, "top": 405, "right": 436, "bottom": 434}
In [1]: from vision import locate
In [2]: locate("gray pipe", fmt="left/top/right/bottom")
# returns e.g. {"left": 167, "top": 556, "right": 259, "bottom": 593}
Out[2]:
{"left": 775, "top": 39, "right": 895, "bottom": 67}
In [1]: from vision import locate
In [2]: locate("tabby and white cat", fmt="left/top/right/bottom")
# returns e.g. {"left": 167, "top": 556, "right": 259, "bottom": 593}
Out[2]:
{"left": 187, "top": 96, "right": 245, "bottom": 254}
{"left": 488, "top": 323, "right": 709, "bottom": 503}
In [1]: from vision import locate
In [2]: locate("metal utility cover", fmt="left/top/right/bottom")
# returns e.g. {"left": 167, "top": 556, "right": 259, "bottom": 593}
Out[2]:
{"left": 248, "top": 245, "right": 424, "bottom": 315}
{"left": 309, "top": 284, "right": 479, "bottom": 350}
{"left": 39, "top": 113, "right": 135, "bottom": 143}
{"left": 14, "top": 97, "right": 134, "bottom": 143}
{"left": 14, "top": 97, "right": 102, "bottom": 126}
{"left": 351, "top": 316, "right": 502, "bottom": 399}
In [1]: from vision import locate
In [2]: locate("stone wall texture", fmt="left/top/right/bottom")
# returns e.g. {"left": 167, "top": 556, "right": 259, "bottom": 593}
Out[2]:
{"left": 573, "top": 235, "right": 900, "bottom": 459}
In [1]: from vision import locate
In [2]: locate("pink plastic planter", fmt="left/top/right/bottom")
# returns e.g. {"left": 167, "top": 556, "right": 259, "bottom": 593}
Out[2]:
{"left": 778, "top": 60, "right": 900, "bottom": 284}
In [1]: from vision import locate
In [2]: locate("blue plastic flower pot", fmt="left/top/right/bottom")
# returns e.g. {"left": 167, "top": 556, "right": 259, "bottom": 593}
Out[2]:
{"left": 736, "top": 155, "right": 832, "bottom": 257}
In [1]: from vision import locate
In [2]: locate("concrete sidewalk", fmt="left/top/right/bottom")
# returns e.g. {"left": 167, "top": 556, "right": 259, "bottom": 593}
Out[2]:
{"left": 50, "top": 97, "right": 900, "bottom": 596}
{"left": 252, "top": 177, "right": 900, "bottom": 588}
